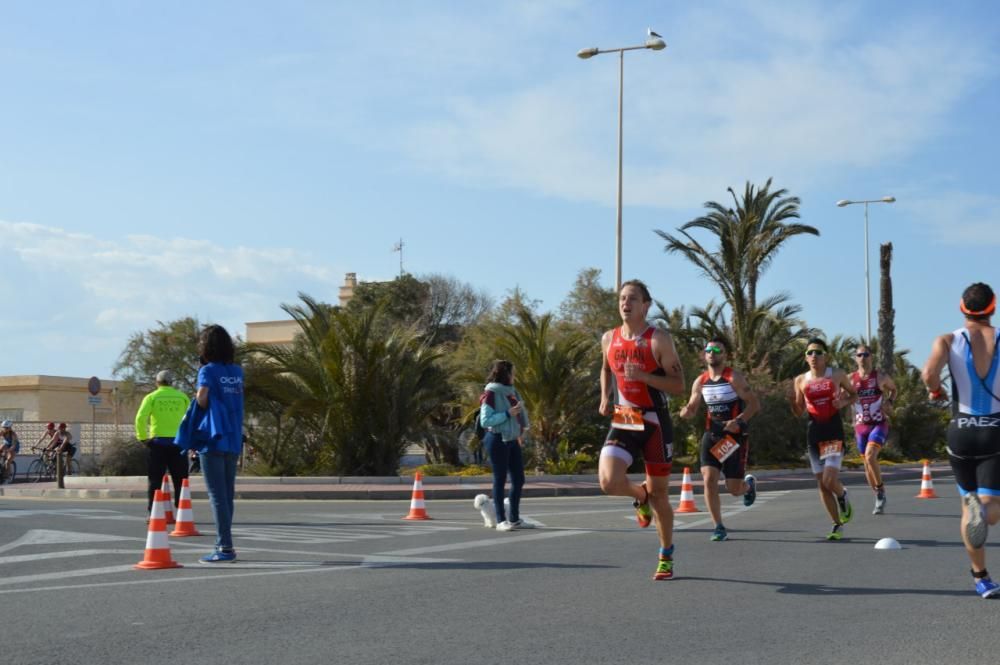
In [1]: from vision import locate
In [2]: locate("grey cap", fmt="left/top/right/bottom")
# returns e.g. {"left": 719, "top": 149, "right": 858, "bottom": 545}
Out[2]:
{"left": 155, "top": 370, "right": 174, "bottom": 385}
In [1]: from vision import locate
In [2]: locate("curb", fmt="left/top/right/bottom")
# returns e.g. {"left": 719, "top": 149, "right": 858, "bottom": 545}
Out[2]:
{"left": 0, "top": 463, "right": 943, "bottom": 501}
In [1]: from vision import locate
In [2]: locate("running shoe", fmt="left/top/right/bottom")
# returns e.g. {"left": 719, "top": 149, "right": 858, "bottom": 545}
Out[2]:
{"left": 873, "top": 488, "right": 886, "bottom": 515}
{"left": 975, "top": 577, "right": 1000, "bottom": 599}
{"left": 743, "top": 474, "right": 757, "bottom": 507}
{"left": 509, "top": 520, "right": 535, "bottom": 529}
{"left": 496, "top": 520, "right": 515, "bottom": 532}
{"left": 200, "top": 549, "right": 237, "bottom": 563}
{"left": 838, "top": 491, "right": 853, "bottom": 524}
{"left": 653, "top": 555, "right": 674, "bottom": 581}
{"left": 963, "top": 493, "right": 988, "bottom": 549}
{"left": 633, "top": 482, "right": 652, "bottom": 528}
{"left": 826, "top": 523, "right": 843, "bottom": 541}
{"left": 711, "top": 524, "right": 728, "bottom": 542}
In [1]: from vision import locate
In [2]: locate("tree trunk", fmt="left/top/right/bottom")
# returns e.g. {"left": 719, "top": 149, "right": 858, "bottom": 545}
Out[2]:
{"left": 878, "top": 243, "right": 895, "bottom": 375}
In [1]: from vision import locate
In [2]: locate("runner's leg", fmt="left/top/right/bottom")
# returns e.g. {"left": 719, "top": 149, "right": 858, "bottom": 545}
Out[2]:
{"left": 701, "top": 465, "right": 722, "bottom": 526}
{"left": 646, "top": 473, "right": 673, "bottom": 551}
{"left": 815, "top": 471, "right": 841, "bottom": 523}
{"left": 597, "top": 451, "right": 645, "bottom": 504}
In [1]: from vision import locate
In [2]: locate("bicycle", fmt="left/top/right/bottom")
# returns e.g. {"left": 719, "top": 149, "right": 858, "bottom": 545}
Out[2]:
{"left": 27, "top": 446, "right": 79, "bottom": 482}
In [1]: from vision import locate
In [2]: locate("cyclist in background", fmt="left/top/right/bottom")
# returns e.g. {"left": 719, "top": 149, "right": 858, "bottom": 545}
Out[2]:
{"left": 44, "top": 423, "right": 77, "bottom": 472}
{"left": 1, "top": 420, "right": 19, "bottom": 479}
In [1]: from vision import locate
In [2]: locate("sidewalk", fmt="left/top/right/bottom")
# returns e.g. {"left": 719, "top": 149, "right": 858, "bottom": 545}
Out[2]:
{"left": 0, "top": 462, "right": 945, "bottom": 501}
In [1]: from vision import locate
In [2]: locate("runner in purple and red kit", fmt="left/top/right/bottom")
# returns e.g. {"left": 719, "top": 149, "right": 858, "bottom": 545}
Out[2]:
{"left": 850, "top": 344, "right": 897, "bottom": 515}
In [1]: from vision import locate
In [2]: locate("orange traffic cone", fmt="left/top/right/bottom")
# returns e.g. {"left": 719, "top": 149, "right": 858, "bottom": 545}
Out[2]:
{"left": 135, "top": 489, "right": 182, "bottom": 570}
{"left": 402, "top": 471, "right": 432, "bottom": 520}
{"left": 916, "top": 459, "right": 939, "bottom": 499}
{"left": 161, "top": 474, "right": 175, "bottom": 524}
{"left": 170, "top": 478, "right": 202, "bottom": 537}
{"left": 676, "top": 467, "right": 699, "bottom": 513}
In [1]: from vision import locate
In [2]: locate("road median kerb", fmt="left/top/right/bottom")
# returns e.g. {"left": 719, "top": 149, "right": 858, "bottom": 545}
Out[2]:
{"left": 0, "top": 463, "right": 941, "bottom": 500}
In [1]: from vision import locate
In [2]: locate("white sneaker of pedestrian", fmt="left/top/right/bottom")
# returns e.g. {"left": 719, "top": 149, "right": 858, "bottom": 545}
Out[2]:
{"left": 496, "top": 521, "right": 515, "bottom": 532}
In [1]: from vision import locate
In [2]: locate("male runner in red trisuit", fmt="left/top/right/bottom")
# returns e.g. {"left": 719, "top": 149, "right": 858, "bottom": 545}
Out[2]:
{"left": 599, "top": 280, "right": 685, "bottom": 580}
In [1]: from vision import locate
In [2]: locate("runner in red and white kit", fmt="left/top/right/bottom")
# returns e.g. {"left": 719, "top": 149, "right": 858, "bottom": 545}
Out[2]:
{"left": 599, "top": 280, "right": 685, "bottom": 580}
{"left": 679, "top": 337, "right": 760, "bottom": 542}
{"left": 850, "top": 344, "right": 897, "bottom": 514}
{"left": 791, "top": 338, "right": 858, "bottom": 540}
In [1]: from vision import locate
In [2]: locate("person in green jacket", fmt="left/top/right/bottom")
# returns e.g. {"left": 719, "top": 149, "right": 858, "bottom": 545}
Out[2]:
{"left": 135, "top": 370, "right": 191, "bottom": 514}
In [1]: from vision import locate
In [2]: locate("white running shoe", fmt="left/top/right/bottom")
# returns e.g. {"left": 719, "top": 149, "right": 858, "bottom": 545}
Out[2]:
{"left": 496, "top": 521, "right": 515, "bottom": 532}
{"left": 964, "top": 493, "right": 988, "bottom": 549}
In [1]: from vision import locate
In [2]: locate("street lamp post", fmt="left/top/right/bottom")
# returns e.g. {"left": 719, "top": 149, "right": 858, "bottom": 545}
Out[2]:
{"left": 835, "top": 196, "right": 896, "bottom": 342}
{"left": 578, "top": 32, "right": 666, "bottom": 292}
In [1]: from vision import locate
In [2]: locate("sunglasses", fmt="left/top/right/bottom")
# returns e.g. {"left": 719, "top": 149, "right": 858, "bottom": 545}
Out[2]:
{"left": 856, "top": 352, "right": 871, "bottom": 358}
{"left": 704, "top": 346, "right": 724, "bottom": 354}
{"left": 805, "top": 349, "right": 825, "bottom": 357}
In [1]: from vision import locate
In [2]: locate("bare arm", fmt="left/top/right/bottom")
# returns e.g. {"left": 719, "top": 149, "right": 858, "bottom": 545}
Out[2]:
{"left": 880, "top": 373, "right": 898, "bottom": 415}
{"left": 833, "top": 369, "right": 858, "bottom": 410}
{"left": 790, "top": 375, "right": 806, "bottom": 417}
{"left": 678, "top": 375, "right": 705, "bottom": 420}
{"left": 922, "top": 334, "right": 952, "bottom": 397}
{"left": 196, "top": 386, "right": 209, "bottom": 409}
{"left": 644, "top": 329, "right": 686, "bottom": 396}
{"left": 725, "top": 370, "right": 761, "bottom": 432}
{"left": 599, "top": 330, "right": 614, "bottom": 416}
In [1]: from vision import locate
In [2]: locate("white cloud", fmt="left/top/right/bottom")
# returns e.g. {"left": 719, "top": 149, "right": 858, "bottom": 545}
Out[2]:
{"left": 898, "top": 190, "right": 1000, "bottom": 245}
{"left": 0, "top": 220, "right": 340, "bottom": 375}
{"left": 397, "top": 5, "right": 993, "bottom": 209}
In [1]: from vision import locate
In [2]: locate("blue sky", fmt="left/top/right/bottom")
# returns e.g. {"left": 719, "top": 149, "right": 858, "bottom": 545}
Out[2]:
{"left": 2, "top": 1, "right": 998, "bottom": 378}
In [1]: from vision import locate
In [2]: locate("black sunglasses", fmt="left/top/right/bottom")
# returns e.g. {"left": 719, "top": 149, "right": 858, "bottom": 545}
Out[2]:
{"left": 856, "top": 352, "right": 871, "bottom": 358}
{"left": 805, "top": 349, "right": 825, "bottom": 357}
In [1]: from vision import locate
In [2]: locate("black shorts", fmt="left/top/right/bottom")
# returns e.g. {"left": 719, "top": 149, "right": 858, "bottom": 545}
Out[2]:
{"left": 806, "top": 418, "right": 845, "bottom": 455}
{"left": 699, "top": 430, "right": 749, "bottom": 478}
{"left": 947, "top": 415, "right": 1000, "bottom": 495}
{"left": 602, "top": 409, "right": 673, "bottom": 477}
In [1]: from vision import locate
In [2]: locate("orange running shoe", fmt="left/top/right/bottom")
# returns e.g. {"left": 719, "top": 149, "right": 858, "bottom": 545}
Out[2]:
{"left": 633, "top": 482, "right": 652, "bottom": 528}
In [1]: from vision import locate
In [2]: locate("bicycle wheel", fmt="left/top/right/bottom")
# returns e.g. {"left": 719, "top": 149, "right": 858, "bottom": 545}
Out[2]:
{"left": 26, "top": 459, "right": 43, "bottom": 482}
{"left": 4, "top": 460, "right": 15, "bottom": 484}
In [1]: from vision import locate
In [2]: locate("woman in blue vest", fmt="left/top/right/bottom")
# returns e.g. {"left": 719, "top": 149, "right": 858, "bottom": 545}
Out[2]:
{"left": 195, "top": 324, "right": 244, "bottom": 563}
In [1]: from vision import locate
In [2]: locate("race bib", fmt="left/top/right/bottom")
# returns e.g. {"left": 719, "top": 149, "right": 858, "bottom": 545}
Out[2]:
{"left": 818, "top": 440, "right": 843, "bottom": 460}
{"left": 612, "top": 405, "right": 645, "bottom": 431}
{"left": 710, "top": 434, "right": 740, "bottom": 463}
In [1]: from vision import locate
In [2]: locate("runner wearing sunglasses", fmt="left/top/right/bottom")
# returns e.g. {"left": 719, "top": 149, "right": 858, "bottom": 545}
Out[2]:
{"left": 791, "top": 338, "right": 858, "bottom": 540}
{"left": 599, "top": 279, "right": 686, "bottom": 580}
{"left": 679, "top": 337, "right": 760, "bottom": 542}
{"left": 850, "top": 344, "right": 897, "bottom": 514}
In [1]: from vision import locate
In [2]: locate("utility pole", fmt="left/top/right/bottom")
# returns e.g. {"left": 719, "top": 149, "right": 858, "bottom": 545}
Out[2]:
{"left": 392, "top": 238, "right": 404, "bottom": 277}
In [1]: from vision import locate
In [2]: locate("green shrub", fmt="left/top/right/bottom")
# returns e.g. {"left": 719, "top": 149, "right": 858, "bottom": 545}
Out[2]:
{"left": 97, "top": 436, "right": 147, "bottom": 476}
{"left": 417, "top": 463, "right": 457, "bottom": 476}
{"left": 544, "top": 440, "right": 594, "bottom": 474}
{"left": 451, "top": 464, "right": 491, "bottom": 476}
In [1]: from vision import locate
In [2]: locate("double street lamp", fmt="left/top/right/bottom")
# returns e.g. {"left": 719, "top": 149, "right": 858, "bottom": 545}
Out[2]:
{"left": 835, "top": 196, "right": 897, "bottom": 342}
{"left": 578, "top": 31, "right": 667, "bottom": 292}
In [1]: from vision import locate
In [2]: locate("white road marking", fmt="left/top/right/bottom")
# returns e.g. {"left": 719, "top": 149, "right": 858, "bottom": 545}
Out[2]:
{"left": 0, "top": 529, "right": 142, "bottom": 554}
{"left": 381, "top": 529, "right": 587, "bottom": 556}
{"left": 0, "top": 548, "right": 141, "bottom": 565}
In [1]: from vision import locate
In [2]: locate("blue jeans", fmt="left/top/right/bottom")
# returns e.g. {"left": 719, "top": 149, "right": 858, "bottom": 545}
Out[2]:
{"left": 484, "top": 432, "right": 525, "bottom": 523}
{"left": 200, "top": 452, "right": 238, "bottom": 551}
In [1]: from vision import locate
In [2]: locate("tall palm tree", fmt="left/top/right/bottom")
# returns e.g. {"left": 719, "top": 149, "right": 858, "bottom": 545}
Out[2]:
{"left": 656, "top": 178, "right": 818, "bottom": 350}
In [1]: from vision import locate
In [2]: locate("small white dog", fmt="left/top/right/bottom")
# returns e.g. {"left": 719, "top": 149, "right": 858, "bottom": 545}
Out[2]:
{"left": 473, "top": 494, "right": 496, "bottom": 528}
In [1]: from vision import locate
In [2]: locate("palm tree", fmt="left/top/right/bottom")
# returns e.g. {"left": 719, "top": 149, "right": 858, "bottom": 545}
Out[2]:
{"left": 683, "top": 294, "right": 816, "bottom": 378}
{"left": 656, "top": 178, "right": 818, "bottom": 352}
{"left": 490, "top": 306, "right": 597, "bottom": 467}
{"left": 250, "top": 294, "right": 448, "bottom": 475}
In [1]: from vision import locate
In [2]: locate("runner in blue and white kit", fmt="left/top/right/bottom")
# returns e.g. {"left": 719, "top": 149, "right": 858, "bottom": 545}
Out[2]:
{"left": 922, "top": 282, "right": 1000, "bottom": 598}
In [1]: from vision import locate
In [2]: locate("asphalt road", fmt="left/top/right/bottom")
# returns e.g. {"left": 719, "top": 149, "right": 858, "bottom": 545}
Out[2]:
{"left": 2, "top": 471, "right": 996, "bottom": 665}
